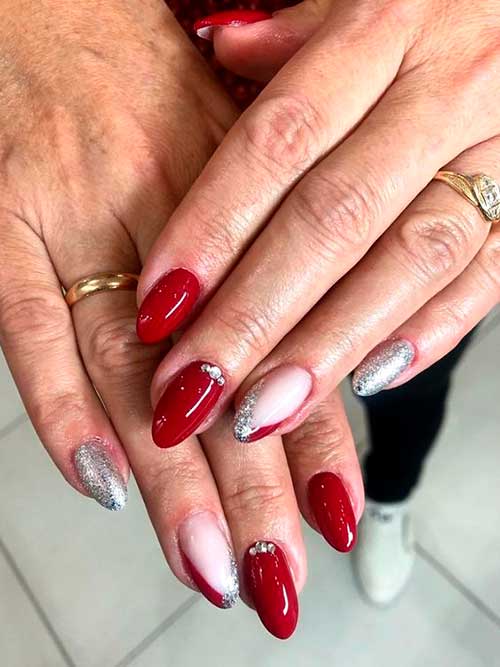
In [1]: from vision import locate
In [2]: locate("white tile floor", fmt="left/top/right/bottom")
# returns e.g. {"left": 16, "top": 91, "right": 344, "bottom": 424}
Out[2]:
{"left": 1, "top": 311, "right": 499, "bottom": 667}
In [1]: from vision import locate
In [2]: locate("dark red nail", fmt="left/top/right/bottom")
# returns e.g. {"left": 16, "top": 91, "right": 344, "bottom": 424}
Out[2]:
{"left": 152, "top": 362, "right": 225, "bottom": 448}
{"left": 194, "top": 10, "right": 272, "bottom": 40}
{"left": 308, "top": 472, "right": 357, "bottom": 553}
{"left": 137, "top": 268, "right": 200, "bottom": 344}
{"left": 244, "top": 541, "right": 298, "bottom": 640}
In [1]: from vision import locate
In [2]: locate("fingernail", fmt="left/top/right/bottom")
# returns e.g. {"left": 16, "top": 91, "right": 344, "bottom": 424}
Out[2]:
{"left": 179, "top": 512, "right": 239, "bottom": 609}
{"left": 194, "top": 9, "right": 272, "bottom": 41}
{"left": 352, "top": 339, "right": 415, "bottom": 396}
{"left": 136, "top": 268, "right": 200, "bottom": 344}
{"left": 74, "top": 441, "right": 128, "bottom": 511}
{"left": 152, "top": 361, "right": 225, "bottom": 448}
{"left": 308, "top": 472, "right": 357, "bottom": 552}
{"left": 233, "top": 366, "right": 312, "bottom": 443}
{"left": 244, "top": 541, "right": 298, "bottom": 640}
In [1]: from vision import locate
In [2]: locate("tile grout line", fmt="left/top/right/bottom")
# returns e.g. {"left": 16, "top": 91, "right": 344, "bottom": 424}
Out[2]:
{"left": 0, "top": 412, "right": 28, "bottom": 440}
{"left": 0, "top": 537, "right": 76, "bottom": 667}
{"left": 416, "top": 543, "right": 500, "bottom": 629}
{"left": 114, "top": 594, "right": 201, "bottom": 667}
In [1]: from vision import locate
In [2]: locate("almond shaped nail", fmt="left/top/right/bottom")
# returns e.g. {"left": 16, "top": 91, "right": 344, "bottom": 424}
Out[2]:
{"left": 233, "top": 366, "right": 312, "bottom": 443}
{"left": 308, "top": 472, "right": 357, "bottom": 552}
{"left": 179, "top": 512, "right": 239, "bottom": 609}
{"left": 74, "top": 441, "right": 127, "bottom": 511}
{"left": 352, "top": 340, "right": 415, "bottom": 396}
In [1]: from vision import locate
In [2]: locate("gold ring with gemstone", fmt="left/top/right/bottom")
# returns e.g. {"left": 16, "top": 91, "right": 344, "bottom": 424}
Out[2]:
{"left": 65, "top": 272, "right": 139, "bottom": 307}
{"left": 434, "top": 171, "right": 500, "bottom": 223}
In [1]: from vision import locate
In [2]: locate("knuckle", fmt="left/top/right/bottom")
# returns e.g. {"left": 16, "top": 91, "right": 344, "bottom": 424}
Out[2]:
{"left": 30, "top": 391, "right": 89, "bottom": 437}
{"left": 241, "top": 94, "right": 324, "bottom": 178}
{"left": 212, "top": 301, "right": 274, "bottom": 360}
{"left": 393, "top": 209, "right": 474, "bottom": 282}
{"left": 290, "top": 171, "right": 374, "bottom": 262}
{"left": 286, "top": 404, "right": 350, "bottom": 468}
{"left": 223, "top": 480, "right": 286, "bottom": 518}
{"left": 479, "top": 233, "right": 500, "bottom": 298}
{"left": 0, "top": 291, "right": 71, "bottom": 346}
{"left": 86, "top": 314, "right": 158, "bottom": 380}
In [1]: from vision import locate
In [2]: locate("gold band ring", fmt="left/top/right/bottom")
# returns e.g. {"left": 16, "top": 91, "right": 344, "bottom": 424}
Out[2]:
{"left": 434, "top": 171, "right": 500, "bottom": 223}
{"left": 65, "top": 272, "right": 139, "bottom": 307}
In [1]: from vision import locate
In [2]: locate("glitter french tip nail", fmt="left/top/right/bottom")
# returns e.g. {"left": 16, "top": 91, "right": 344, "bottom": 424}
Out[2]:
{"left": 74, "top": 441, "right": 128, "bottom": 511}
{"left": 244, "top": 541, "right": 298, "bottom": 640}
{"left": 193, "top": 10, "right": 272, "bottom": 40}
{"left": 308, "top": 472, "right": 357, "bottom": 553}
{"left": 179, "top": 512, "right": 239, "bottom": 609}
{"left": 352, "top": 339, "right": 415, "bottom": 397}
{"left": 152, "top": 361, "right": 225, "bottom": 448}
{"left": 233, "top": 366, "right": 312, "bottom": 443}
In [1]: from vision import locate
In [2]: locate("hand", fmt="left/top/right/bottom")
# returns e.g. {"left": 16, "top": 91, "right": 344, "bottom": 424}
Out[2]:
{"left": 0, "top": 0, "right": 365, "bottom": 639}
{"left": 137, "top": 0, "right": 500, "bottom": 448}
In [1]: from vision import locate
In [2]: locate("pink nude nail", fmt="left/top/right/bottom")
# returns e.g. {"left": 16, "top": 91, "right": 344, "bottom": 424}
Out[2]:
{"left": 233, "top": 366, "right": 313, "bottom": 443}
{"left": 179, "top": 512, "right": 239, "bottom": 609}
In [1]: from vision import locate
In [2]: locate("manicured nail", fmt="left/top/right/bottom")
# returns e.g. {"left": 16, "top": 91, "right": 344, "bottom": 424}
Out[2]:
{"left": 136, "top": 268, "right": 200, "bottom": 344}
{"left": 152, "top": 361, "right": 225, "bottom": 448}
{"left": 194, "top": 9, "right": 272, "bottom": 40}
{"left": 244, "top": 541, "right": 298, "bottom": 640}
{"left": 179, "top": 512, "right": 239, "bottom": 609}
{"left": 74, "top": 441, "right": 127, "bottom": 511}
{"left": 352, "top": 339, "right": 415, "bottom": 397}
{"left": 233, "top": 366, "right": 312, "bottom": 443}
{"left": 308, "top": 472, "right": 356, "bottom": 552}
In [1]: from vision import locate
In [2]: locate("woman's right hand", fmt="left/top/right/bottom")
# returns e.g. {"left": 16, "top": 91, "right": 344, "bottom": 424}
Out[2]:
{"left": 0, "top": 0, "right": 365, "bottom": 639}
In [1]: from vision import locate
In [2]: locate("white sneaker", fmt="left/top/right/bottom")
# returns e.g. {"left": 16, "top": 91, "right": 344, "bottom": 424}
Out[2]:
{"left": 353, "top": 499, "right": 415, "bottom": 606}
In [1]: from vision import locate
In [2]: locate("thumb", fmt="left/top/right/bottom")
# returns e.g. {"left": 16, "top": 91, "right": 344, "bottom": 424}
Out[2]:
{"left": 194, "top": 1, "right": 330, "bottom": 82}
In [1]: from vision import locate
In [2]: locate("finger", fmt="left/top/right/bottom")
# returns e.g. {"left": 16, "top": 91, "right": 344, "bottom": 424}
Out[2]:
{"left": 283, "top": 389, "right": 364, "bottom": 553}
{"left": 138, "top": 0, "right": 407, "bottom": 343}
{"left": 353, "top": 224, "right": 500, "bottom": 393}
{"left": 200, "top": 413, "right": 304, "bottom": 639}
{"left": 232, "top": 143, "right": 498, "bottom": 440}
{"left": 0, "top": 215, "right": 129, "bottom": 510}
{"left": 147, "top": 63, "right": 488, "bottom": 447}
{"left": 195, "top": 0, "right": 329, "bottom": 82}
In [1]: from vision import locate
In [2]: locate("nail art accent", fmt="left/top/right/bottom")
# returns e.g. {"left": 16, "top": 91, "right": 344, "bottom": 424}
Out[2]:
{"left": 194, "top": 10, "right": 272, "bottom": 41}
{"left": 74, "top": 441, "right": 127, "bottom": 511}
{"left": 179, "top": 512, "right": 239, "bottom": 609}
{"left": 352, "top": 340, "right": 415, "bottom": 396}
{"left": 136, "top": 268, "right": 200, "bottom": 344}
{"left": 308, "top": 472, "right": 357, "bottom": 552}
{"left": 233, "top": 366, "right": 312, "bottom": 443}
{"left": 244, "top": 541, "right": 298, "bottom": 640}
{"left": 152, "top": 361, "right": 225, "bottom": 448}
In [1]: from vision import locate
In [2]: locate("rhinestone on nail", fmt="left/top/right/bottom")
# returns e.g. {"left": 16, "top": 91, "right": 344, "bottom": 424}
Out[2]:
{"left": 200, "top": 363, "right": 225, "bottom": 386}
{"left": 249, "top": 541, "right": 276, "bottom": 556}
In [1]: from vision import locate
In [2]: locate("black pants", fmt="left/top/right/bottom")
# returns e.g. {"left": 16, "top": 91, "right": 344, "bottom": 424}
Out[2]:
{"left": 358, "top": 332, "right": 474, "bottom": 503}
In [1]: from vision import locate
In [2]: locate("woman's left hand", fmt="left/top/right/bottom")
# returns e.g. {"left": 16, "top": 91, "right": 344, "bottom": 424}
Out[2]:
{"left": 138, "top": 0, "right": 500, "bottom": 447}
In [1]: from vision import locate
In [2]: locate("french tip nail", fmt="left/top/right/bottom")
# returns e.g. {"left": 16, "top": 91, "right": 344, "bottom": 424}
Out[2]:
{"left": 352, "top": 339, "right": 415, "bottom": 397}
{"left": 74, "top": 441, "right": 128, "bottom": 511}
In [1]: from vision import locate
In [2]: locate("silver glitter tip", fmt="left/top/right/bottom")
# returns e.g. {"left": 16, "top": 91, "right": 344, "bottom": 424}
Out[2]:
{"left": 201, "top": 363, "right": 225, "bottom": 386}
{"left": 222, "top": 556, "right": 240, "bottom": 609}
{"left": 233, "top": 381, "right": 263, "bottom": 443}
{"left": 352, "top": 339, "right": 415, "bottom": 397}
{"left": 74, "top": 441, "right": 128, "bottom": 511}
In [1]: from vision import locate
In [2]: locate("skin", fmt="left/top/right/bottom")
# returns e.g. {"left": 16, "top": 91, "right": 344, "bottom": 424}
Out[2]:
{"left": 140, "top": 0, "right": 500, "bottom": 441}
{"left": 0, "top": 0, "right": 365, "bottom": 618}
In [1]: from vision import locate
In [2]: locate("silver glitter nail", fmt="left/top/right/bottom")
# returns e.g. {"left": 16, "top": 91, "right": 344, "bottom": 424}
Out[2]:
{"left": 233, "top": 380, "right": 264, "bottom": 443}
{"left": 74, "top": 441, "right": 128, "bottom": 511}
{"left": 222, "top": 555, "right": 240, "bottom": 609}
{"left": 352, "top": 339, "right": 415, "bottom": 397}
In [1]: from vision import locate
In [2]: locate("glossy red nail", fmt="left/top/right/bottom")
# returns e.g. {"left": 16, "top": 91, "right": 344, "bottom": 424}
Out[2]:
{"left": 136, "top": 268, "right": 200, "bottom": 344}
{"left": 244, "top": 541, "right": 298, "bottom": 640}
{"left": 194, "top": 10, "right": 272, "bottom": 40}
{"left": 308, "top": 472, "right": 357, "bottom": 553}
{"left": 152, "top": 362, "right": 225, "bottom": 448}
